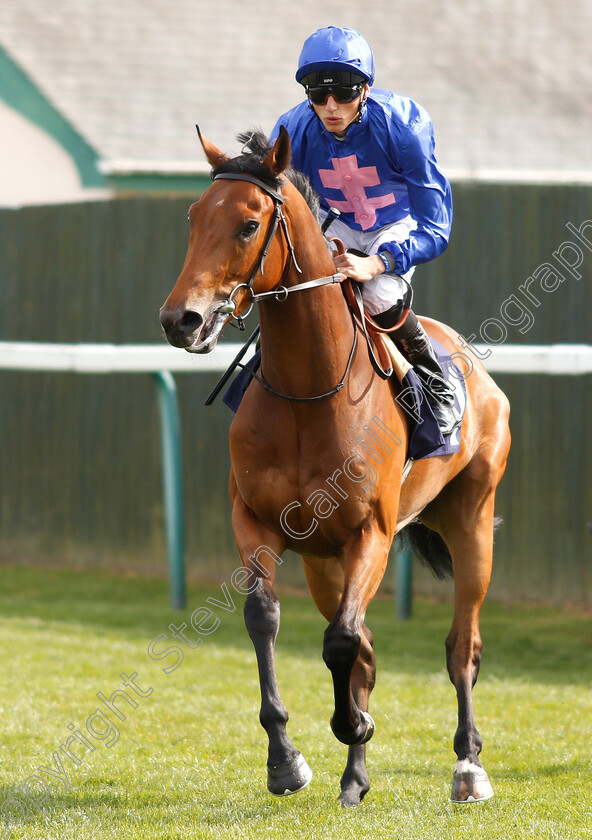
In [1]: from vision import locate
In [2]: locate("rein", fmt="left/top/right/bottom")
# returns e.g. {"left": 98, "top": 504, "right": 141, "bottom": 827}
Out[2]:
{"left": 205, "top": 171, "right": 358, "bottom": 404}
{"left": 235, "top": 308, "right": 358, "bottom": 403}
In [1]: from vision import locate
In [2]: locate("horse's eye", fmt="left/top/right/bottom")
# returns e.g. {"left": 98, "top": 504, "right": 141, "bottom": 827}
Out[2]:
{"left": 240, "top": 221, "right": 259, "bottom": 239}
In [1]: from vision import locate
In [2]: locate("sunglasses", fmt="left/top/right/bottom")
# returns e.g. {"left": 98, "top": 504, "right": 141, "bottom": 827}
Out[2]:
{"left": 306, "top": 84, "right": 364, "bottom": 106}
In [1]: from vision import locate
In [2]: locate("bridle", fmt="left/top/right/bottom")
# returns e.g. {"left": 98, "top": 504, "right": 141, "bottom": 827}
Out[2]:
{"left": 203, "top": 171, "right": 359, "bottom": 403}
{"left": 211, "top": 173, "right": 344, "bottom": 329}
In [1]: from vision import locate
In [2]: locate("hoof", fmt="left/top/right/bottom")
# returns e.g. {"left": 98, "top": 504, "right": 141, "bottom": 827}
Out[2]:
{"left": 338, "top": 789, "right": 366, "bottom": 808}
{"left": 331, "top": 711, "right": 375, "bottom": 746}
{"left": 338, "top": 773, "right": 370, "bottom": 807}
{"left": 451, "top": 760, "right": 494, "bottom": 803}
{"left": 267, "top": 752, "right": 313, "bottom": 796}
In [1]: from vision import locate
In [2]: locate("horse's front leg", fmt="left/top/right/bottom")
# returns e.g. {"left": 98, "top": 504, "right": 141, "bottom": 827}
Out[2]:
{"left": 337, "top": 622, "right": 375, "bottom": 806}
{"left": 322, "top": 531, "right": 389, "bottom": 749}
{"left": 304, "top": 556, "right": 376, "bottom": 806}
{"left": 233, "top": 496, "right": 312, "bottom": 796}
{"left": 244, "top": 576, "right": 312, "bottom": 795}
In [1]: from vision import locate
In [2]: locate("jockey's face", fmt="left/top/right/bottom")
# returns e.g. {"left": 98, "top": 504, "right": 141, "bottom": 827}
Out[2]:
{"left": 311, "top": 84, "right": 369, "bottom": 138}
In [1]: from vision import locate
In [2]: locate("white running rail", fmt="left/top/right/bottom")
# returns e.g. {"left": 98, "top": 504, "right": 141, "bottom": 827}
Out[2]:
{"left": 0, "top": 342, "right": 590, "bottom": 374}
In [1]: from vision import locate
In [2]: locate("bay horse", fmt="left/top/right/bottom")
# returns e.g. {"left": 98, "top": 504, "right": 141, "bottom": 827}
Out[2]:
{"left": 159, "top": 127, "right": 511, "bottom": 806}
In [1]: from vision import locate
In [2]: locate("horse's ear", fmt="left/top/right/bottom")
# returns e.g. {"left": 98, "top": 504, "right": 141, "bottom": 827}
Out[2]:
{"left": 263, "top": 125, "right": 292, "bottom": 176}
{"left": 196, "top": 125, "right": 228, "bottom": 168}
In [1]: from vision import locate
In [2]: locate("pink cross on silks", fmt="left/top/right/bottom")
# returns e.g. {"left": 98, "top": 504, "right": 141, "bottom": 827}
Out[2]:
{"left": 318, "top": 155, "right": 396, "bottom": 230}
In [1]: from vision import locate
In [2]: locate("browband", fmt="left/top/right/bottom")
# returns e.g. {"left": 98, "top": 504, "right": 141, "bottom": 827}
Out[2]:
{"left": 213, "top": 173, "right": 285, "bottom": 204}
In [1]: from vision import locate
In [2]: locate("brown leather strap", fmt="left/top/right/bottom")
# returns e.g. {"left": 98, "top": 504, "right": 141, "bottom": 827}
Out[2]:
{"left": 341, "top": 279, "right": 393, "bottom": 378}
{"left": 328, "top": 236, "right": 411, "bottom": 334}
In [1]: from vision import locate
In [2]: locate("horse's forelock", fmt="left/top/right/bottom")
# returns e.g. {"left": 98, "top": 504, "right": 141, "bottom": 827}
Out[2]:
{"left": 211, "top": 130, "right": 280, "bottom": 190}
{"left": 237, "top": 130, "right": 272, "bottom": 159}
{"left": 210, "top": 130, "right": 320, "bottom": 223}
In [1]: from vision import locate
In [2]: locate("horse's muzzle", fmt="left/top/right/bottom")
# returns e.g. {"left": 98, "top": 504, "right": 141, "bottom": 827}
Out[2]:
{"left": 159, "top": 306, "right": 204, "bottom": 348}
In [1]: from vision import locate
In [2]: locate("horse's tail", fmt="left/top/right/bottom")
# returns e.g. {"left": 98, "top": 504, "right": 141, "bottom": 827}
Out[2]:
{"left": 400, "top": 516, "right": 504, "bottom": 581}
{"left": 400, "top": 520, "right": 453, "bottom": 580}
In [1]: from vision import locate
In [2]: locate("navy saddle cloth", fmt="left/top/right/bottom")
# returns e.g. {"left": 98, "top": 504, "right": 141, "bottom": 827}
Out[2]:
{"left": 221, "top": 337, "right": 466, "bottom": 461}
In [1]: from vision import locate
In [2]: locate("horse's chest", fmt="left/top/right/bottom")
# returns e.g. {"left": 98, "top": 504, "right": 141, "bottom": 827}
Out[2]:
{"left": 233, "top": 430, "right": 341, "bottom": 505}
{"left": 231, "top": 422, "right": 381, "bottom": 546}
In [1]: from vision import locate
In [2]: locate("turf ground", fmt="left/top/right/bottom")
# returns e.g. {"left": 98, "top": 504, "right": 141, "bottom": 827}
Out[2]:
{"left": 0, "top": 564, "right": 590, "bottom": 839}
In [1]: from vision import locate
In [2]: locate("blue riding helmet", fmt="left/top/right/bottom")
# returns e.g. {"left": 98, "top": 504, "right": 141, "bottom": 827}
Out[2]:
{"left": 295, "top": 26, "right": 375, "bottom": 86}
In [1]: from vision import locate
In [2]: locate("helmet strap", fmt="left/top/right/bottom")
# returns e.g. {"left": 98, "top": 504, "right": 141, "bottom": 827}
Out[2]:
{"left": 354, "top": 94, "right": 368, "bottom": 124}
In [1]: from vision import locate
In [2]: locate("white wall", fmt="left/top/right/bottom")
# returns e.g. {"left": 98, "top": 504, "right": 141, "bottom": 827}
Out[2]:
{"left": 0, "top": 101, "right": 109, "bottom": 206}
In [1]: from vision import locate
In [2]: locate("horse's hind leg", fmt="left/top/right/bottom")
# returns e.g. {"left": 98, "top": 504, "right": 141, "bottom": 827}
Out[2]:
{"left": 234, "top": 498, "right": 312, "bottom": 796}
{"left": 444, "top": 506, "right": 496, "bottom": 802}
{"left": 430, "top": 466, "right": 504, "bottom": 802}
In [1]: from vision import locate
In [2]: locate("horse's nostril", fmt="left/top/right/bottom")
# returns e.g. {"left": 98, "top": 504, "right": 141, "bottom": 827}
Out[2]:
{"left": 178, "top": 310, "right": 203, "bottom": 334}
{"left": 159, "top": 306, "right": 204, "bottom": 344}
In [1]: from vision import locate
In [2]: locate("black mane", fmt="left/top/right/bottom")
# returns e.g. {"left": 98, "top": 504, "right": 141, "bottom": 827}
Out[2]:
{"left": 212, "top": 130, "right": 321, "bottom": 223}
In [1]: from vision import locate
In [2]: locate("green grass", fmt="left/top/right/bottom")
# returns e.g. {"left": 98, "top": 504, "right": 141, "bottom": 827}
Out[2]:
{"left": 0, "top": 564, "right": 591, "bottom": 839}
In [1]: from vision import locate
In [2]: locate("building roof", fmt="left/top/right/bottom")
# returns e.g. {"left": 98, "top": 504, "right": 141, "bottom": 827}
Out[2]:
{"left": 1, "top": 0, "right": 591, "bottom": 177}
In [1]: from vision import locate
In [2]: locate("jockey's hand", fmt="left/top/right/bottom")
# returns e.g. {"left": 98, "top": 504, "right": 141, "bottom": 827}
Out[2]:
{"left": 332, "top": 251, "right": 385, "bottom": 282}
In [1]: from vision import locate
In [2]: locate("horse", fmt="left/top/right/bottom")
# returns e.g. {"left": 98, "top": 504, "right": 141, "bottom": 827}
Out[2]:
{"left": 159, "top": 126, "right": 511, "bottom": 807}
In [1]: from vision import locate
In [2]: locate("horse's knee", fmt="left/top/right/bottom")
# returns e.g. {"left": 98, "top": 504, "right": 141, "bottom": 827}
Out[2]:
{"left": 323, "top": 620, "right": 361, "bottom": 673}
{"left": 244, "top": 578, "right": 280, "bottom": 641}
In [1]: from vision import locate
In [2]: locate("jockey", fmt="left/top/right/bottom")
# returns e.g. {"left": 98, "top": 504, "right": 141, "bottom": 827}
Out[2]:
{"left": 270, "top": 26, "right": 458, "bottom": 435}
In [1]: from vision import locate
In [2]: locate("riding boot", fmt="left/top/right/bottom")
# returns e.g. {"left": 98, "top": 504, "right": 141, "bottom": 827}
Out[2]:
{"left": 373, "top": 308, "right": 460, "bottom": 436}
